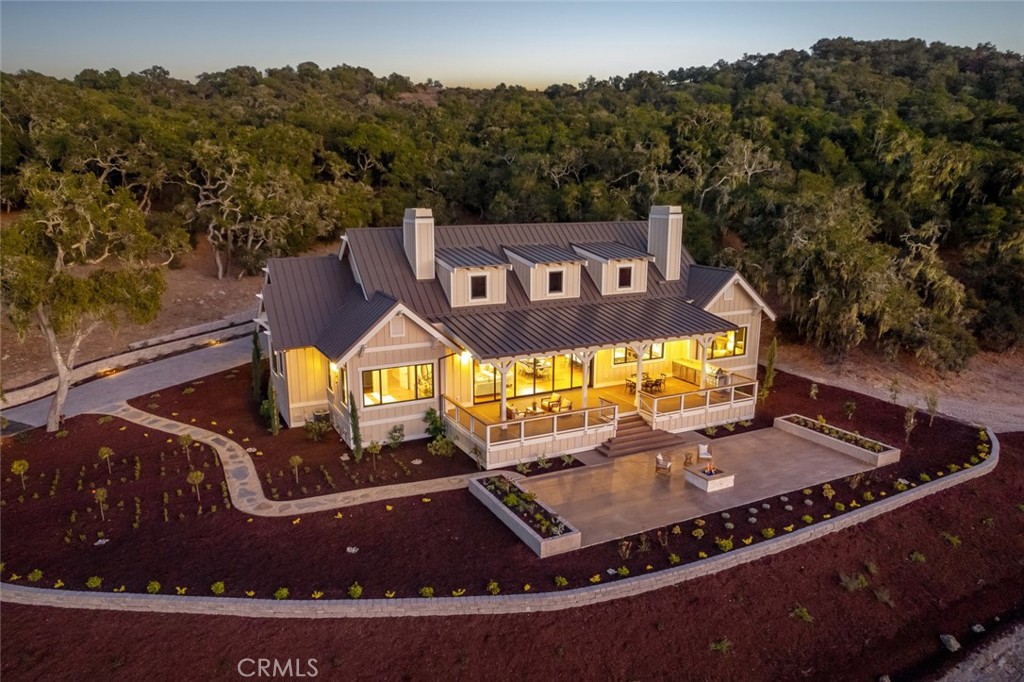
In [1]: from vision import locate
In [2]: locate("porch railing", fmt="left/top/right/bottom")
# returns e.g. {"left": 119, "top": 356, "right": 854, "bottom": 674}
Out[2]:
{"left": 442, "top": 395, "right": 618, "bottom": 452}
{"left": 638, "top": 375, "right": 758, "bottom": 427}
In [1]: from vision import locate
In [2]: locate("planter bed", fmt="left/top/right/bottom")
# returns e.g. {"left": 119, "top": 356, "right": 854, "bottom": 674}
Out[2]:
{"left": 775, "top": 414, "right": 900, "bottom": 466}
{"left": 469, "top": 475, "right": 582, "bottom": 557}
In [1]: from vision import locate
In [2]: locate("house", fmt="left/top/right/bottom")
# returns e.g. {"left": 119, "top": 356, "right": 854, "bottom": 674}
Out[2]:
{"left": 256, "top": 206, "right": 776, "bottom": 469}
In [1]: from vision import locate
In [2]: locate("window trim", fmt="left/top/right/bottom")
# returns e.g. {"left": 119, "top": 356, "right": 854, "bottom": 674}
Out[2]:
{"left": 389, "top": 317, "right": 405, "bottom": 338}
{"left": 361, "top": 362, "right": 435, "bottom": 408}
{"left": 616, "top": 264, "right": 633, "bottom": 290}
{"left": 469, "top": 273, "right": 488, "bottom": 301}
{"left": 708, "top": 327, "right": 748, "bottom": 360}
{"left": 547, "top": 268, "right": 565, "bottom": 295}
{"left": 612, "top": 342, "right": 665, "bottom": 365}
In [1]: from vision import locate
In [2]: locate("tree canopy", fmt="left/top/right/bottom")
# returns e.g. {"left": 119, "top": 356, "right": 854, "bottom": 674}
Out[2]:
{"left": 3, "top": 38, "right": 1023, "bottom": 370}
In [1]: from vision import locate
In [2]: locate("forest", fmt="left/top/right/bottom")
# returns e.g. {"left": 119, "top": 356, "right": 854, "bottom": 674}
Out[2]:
{"left": 2, "top": 37, "right": 1022, "bottom": 373}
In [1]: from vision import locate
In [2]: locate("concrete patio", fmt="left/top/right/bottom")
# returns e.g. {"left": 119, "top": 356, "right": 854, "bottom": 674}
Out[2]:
{"left": 520, "top": 427, "right": 877, "bottom": 547}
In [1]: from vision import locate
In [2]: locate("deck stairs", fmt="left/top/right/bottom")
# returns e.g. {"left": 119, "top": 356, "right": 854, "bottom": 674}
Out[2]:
{"left": 595, "top": 413, "right": 684, "bottom": 458}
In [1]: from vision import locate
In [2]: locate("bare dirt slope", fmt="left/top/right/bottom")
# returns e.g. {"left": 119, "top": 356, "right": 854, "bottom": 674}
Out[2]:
{"left": 0, "top": 217, "right": 337, "bottom": 390}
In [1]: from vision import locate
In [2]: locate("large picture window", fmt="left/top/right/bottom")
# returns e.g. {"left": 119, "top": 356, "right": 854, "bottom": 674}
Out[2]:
{"left": 708, "top": 328, "right": 747, "bottom": 359}
{"left": 612, "top": 343, "right": 665, "bottom": 365}
{"left": 362, "top": 363, "right": 434, "bottom": 407}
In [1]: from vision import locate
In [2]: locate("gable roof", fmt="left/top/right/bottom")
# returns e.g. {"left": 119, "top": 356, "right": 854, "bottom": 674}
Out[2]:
{"left": 314, "top": 293, "right": 398, "bottom": 361}
{"left": 686, "top": 265, "right": 737, "bottom": 308}
{"left": 572, "top": 241, "right": 652, "bottom": 262}
{"left": 263, "top": 255, "right": 356, "bottom": 350}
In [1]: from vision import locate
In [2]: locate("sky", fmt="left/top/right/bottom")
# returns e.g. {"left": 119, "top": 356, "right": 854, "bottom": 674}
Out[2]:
{"left": 2, "top": 1, "right": 1022, "bottom": 89}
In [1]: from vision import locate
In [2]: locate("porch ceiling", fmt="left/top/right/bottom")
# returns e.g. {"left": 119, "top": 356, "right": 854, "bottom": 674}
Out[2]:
{"left": 441, "top": 296, "right": 736, "bottom": 362}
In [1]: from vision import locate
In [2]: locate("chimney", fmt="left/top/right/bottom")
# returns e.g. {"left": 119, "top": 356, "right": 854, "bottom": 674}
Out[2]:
{"left": 403, "top": 208, "right": 435, "bottom": 281}
{"left": 647, "top": 205, "right": 682, "bottom": 281}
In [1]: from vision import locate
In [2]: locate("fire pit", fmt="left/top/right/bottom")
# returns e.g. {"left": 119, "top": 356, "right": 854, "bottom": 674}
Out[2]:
{"left": 684, "top": 460, "right": 735, "bottom": 492}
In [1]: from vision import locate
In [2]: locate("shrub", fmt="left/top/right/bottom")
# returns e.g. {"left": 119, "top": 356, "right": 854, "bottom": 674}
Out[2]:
{"left": 211, "top": 581, "right": 225, "bottom": 596}
{"left": 387, "top": 424, "right": 405, "bottom": 450}
{"left": 536, "top": 454, "right": 552, "bottom": 469}
{"left": 839, "top": 573, "right": 869, "bottom": 592}
{"left": 419, "top": 586, "right": 435, "bottom": 598}
{"left": 691, "top": 528, "right": 705, "bottom": 539}
{"left": 904, "top": 404, "right": 918, "bottom": 443}
{"left": 427, "top": 437, "right": 455, "bottom": 458}
{"left": 273, "top": 587, "right": 289, "bottom": 600}
{"left": 554, "top": 576, "right": 568, "bottom": 588}
{"left": 834, "top": 503, "right": 846, "bottom": 512}
{"left": 348, "top": 582, "right": 363, "bottom": 599}
{"left": 790, "top": 604, "right": 814, "bottom": 623}
{"left": 86, "top": 576, "right": 102, "bottom": 589}
{"left": 909, "top": 551, "right": 926, "bottom": 563}
{"left": 843, "top": 399, "right": 856, "bottom": 420}
{"left": 423, "top": 408, "right": 446, "bottom": 441}
{"left": 874, "top": 587, "right": 895, "bottom": 608}
{"left": 27, "top": 569, "right": 43, "bottom": 582}
{"left": 486, "top": 580, "right": 500, "bottom": 595}
{"left": 146, "top": 581, "right": 161, "bottom": 594}
{"left": 668, "top": 553, "right": 681, "bottom": 565}
{"left": 940, "top": 531, "right": 961, "bottom": 547}
{"left": 709, "top": 638, "right": 733, "bottom": 655}
{"left": 801, "top": 514, "right": 814, "bottom": 524}
{"left": 10, "top": 459, "right": 29, "bottom": 490}
{"left": 714, "top": 536, "right": 734, "bottom": 553}
{"left": 304, "top": 419, "right": 331, "bottom": 442}
{"left": 616, "top": 566, "right": 629, "bottom": 577}
{"left": 809, "top": 383, "right": 818, "bottom": 400}
{"left": 761, "top": 527, "right": 776, "bottom": 539}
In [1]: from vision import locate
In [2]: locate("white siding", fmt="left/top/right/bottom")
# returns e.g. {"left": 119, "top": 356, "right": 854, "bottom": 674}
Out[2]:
{"left": 447, "top": 267, "right": 508, "bottom": 308}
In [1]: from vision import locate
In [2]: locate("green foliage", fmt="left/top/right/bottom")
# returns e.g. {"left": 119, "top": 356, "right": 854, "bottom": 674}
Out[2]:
{"left": 85, "top": 576, "right": 102, "bottom": 589}
{"left": 264, "top": 382, "right": 281, "bottom": 435}
{"left": 98, "top": 446, "right": 114, "bottom": 474}
{"left": 273, "top": 587, "right": 289, "bottom": 600}
{"left": 186, "top": 470, "right": 205, "bottom": 501}
{"left": 909, "top": 551, "right": 926, "bottom": 563}
{"left": 789, "top": 605, "right": 814, "bottom": 623}
{"left": 940, "top": 531, "right": 961, "bottom": 547}
{"left": 210, "top": 581, "right": 225, "bottom": 596}
{"left": 146, "top": 580, "right": 161, "bottom": 594}
{"left": 553, "top": 575, "right": 568, "bottom": 588}
{"left": 387, "top": 424, "right": 405, "bottom": 450}
{"left": 304, "top": 419, "right": 331, "bottom": 442}
{"left": 843, "top": 399, "right": 857, "bottom": 420}
{"left": 925, "top": 391, "right": 939, "bottom": 426}
{"left": 251, "top": 330, "right": 263, "bottom": 402}
{"left": 418, "top": 586, "right": 435, "bottom": 598}
{"left": 348, "top": 582, "right": 363, "bottom": 599}
{"left": 10, "top": 459, "right": 29, "bottom": 489}
{"left": 423, "top": 408, "right": 446, "bottom": 441}
{"left": 427, "top": 437, "right": 454, "bottom": 458}
{"left": 809, "top": 383, "right": 818, "bottom": 400}
{"left": 288, "top": 455, "right": 303, "bottom": 484}
{"left": 709, "top": 638, "right": 733, "bottom": 655}
{"left": 904, "top": 404, "right": 918, "bottom": 443}
{"left": 839, "top": 573, "right": 869, "bottom": 592}
{"left": 349, "top": 392, "right": 362, "bottom": 461}
{"left": 486, "top": 580, "right": 500, "bottom": 595}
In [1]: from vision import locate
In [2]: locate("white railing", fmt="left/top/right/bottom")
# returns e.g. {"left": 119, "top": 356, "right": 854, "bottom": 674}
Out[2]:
{"left": 442, "top": 395, "right": 618, "bottom": 453}
{"left": 638, "top": 376, "right": 758, "bottom": 427}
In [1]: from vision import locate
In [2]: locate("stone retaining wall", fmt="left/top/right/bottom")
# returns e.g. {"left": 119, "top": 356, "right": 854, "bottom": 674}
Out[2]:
{"left": 0, "top": 429, "right": 999, "bottom": 618}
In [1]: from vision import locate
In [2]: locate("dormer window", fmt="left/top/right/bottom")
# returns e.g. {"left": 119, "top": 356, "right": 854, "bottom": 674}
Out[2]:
{"left": 548, "top": 269, "right": 565, "bottom": 295}
{"left": 470, "top": 274, "right": 488, "bottom": 300}
{"left": 617, "top": 265, "right": 633, "bottom": 289}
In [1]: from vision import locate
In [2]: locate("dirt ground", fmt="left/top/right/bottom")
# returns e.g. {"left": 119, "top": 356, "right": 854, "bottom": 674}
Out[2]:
{"left": 0, "top": 210, "right": 338, "bottom": 390}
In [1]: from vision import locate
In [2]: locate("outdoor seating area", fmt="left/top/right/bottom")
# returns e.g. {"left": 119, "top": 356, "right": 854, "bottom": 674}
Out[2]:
{"left": 626, "top": 372, "right": 669, "bottom": 394}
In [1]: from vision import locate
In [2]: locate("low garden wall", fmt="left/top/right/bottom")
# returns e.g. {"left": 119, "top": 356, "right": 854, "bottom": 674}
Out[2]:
{"left": 774, "top": 414, "right": 901, "bottom": 466}
{"left": 468, "top": 475, "right": 582, "bottom": 558}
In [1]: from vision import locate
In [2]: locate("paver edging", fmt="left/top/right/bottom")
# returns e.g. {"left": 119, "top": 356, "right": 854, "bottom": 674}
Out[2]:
{"left": 0, "top": 429, "right": 999, "bottom": 618}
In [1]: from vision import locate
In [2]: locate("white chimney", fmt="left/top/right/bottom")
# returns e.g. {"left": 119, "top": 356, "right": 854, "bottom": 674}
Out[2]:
{"left": 647, "top": 205, "right": 682, "bottom": 281}
{"left": 403, "top": 208, "right": 435, "bottom": 281}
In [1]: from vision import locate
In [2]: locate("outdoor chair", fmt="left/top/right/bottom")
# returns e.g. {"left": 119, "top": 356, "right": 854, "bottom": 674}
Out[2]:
{"left": 698, "top": 443, "right": 712, "bottom": 460}
{"left": 541, "top": 393, "right": 563, "bottom": 411}
{"left": 655, "top": 453, "right": 672, "bottom": 476}
{"left": 505, "top": 405, "right": 523, "bottom": 420}
{"left": 551, "top": 398, "right": 572, "bottom": 413}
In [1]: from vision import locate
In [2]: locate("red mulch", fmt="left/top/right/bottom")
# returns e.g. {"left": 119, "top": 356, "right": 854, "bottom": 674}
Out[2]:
{"left": 125, "top": 364, "right": 485, "bottom": 499}
{"left": 2, "top": 432, "right": 1021, "bottom": 681}
{"left": 2, "top": 370, "right": 1021, "bottom": 681}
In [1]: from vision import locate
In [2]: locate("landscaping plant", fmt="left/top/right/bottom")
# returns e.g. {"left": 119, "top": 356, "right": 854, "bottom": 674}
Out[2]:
{"left": 288, "top": 455, "right": 303, "bottom": 484}
{"left": 94, "top": 487, "right": 108, "bottom": 521}
{"left": 251, "top": 329, "right": 263, "bottom": 402}
{"left": 904, "top": 404, "right": 918, "bottom": 443}
{"left": 98, "top": 446, "right": 114, "bottom": 474}
{"left": 177, "top": 434, "right": 193, "bottom": 466}
{"left": 387, "top": 424, "right": 405, "bottom": 450}
{"left": 10, "top": 459, "right": 29, "bottom": 490}
{"left": 186, "top": 470, "right": 205, "bottom": 503}
{"left": 349, "top": 392, "right": 362, "bottom": 462}
{"left": 759, "top": 336, "right": 777, "bottom": 403}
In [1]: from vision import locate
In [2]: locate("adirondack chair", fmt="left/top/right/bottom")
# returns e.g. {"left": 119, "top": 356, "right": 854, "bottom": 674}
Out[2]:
{"left": 655, "top": 453, "right": 672, "bottom": 476}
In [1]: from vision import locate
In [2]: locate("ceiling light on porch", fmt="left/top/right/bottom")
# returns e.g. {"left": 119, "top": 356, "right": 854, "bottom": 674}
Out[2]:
{"left": 329, "top": 361, "right": 339, "bottom": 374}
{"left": 460, "top": 350, "right": 472, "bottom": 365}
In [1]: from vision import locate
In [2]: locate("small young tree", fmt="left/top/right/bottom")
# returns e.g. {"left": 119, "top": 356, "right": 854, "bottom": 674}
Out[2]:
{"left": 177, "top": 434, "right": 194, "bottom": 467}
{"left": 251, "top": 329, "right": 263, "bottom": 402}
{"left": 186, "top": 470, "right": 205, "bottom": 502}
{"left": 349, "top": 391, "right": 362, "bottom": 462}
{"left": 904, "top": 404, "right": 918, "bottom": 443}
{"left": 94, "top": 487, "right": 108, "bottom": 521}
{"left": 11, "top": 459, "right": 29, "bottom": 490}
{"left": 366, "top": 441, "right": 383, "bottom": 473}
{"left": 288, "top": 455, "right": 303, "bottom": 484}
{"left": 888, "top": 377, "right": 901, "bottom": 405}
{"left": 759, "top": 337, "right": 777, "bottom": 403}
{"left": 925, "top": 391, "right": 939, "bottom": 427}
{"left": 423, "top": 408, "right": 446, "bottom": 441}
{"left": 843, "top": 399, "right": 856, "bottom": 421}
{"left": 98, "top": 446, "right": 114, "bottom": 474}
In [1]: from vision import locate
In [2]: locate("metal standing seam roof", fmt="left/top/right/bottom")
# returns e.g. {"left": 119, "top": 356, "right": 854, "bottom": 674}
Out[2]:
{"left": 435, "top": 246, "right": 509, "bottom": 269}
{"left": 571, "top": 241, "right": 653, "bottom": 261}
{"left": 685, "top": 265, "right": 737, "bottom": 308}
{"left": 262, "top": 255, "right": 356, "bottom": 350}
{"left": 502, "top": 243, "right": 587, "bottom": 265}
{"left": 315, "top": 293, "right": 399, "bottom": 361}
{"left": 440, "top": 296, "right": 737, "bottom": 360}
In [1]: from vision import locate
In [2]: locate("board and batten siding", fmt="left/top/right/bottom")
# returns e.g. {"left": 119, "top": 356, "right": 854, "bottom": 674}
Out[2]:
{"left": 528, "top": 262, "right": 582, "bottom": 302}
{"left": 447, "top": 267, "right": 508, "bottom": 308}
{"left": 704, "top": 281, "right": 764, "bottom": 380}
{"left": 282, "top": 347, "right": 331, "bottom": 425}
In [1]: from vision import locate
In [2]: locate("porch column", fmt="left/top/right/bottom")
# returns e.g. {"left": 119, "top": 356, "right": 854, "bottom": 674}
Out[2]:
{"left": 578, "top": 350, "right": 595, "bottom": 408}
{"left": 496, "top": 359, "right": 515, "bottom": 427}
{"left": 630, "top": 342, "right": 651, "bottom": 408}
{"left": 697, "top": 334, "right": 714, "bottom": 388}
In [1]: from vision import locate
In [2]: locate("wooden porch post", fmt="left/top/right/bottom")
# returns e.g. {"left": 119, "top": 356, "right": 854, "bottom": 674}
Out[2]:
{"left": 697, "top": 335, "right": 714, "bottom": 389}
{"left": 497, "top": 359, "right": 515, "bottom": 427}
{"left": 630, "top": 342, "right": 651, "bottom": 408}
{"left": 579, "top": 350, "right": 595, "bottom": 408}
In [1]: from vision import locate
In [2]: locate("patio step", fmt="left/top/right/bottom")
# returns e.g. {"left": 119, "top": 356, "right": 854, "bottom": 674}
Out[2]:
{"left": 596, "top": 416, "right": 685, "bottom": 458}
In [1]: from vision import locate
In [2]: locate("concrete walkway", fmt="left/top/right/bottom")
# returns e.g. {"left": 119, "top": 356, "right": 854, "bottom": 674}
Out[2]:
{"left": 3, "top": 336, "right": 252, "bottom": 428}
{"left": 105, "top": 403, "right": 519, "bottom": 517}
{"left": 522, "top": 428, "right": 876, "bottom": 546}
